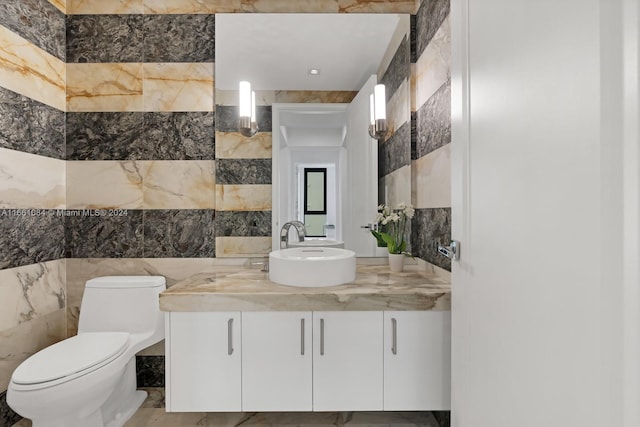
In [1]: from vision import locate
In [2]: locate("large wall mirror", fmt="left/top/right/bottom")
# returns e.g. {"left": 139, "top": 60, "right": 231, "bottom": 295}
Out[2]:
{"left": 216, "top": 13, "right": 409, "bottom": 256}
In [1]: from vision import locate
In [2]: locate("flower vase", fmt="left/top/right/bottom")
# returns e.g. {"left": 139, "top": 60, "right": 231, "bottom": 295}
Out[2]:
{"left": 388, "top": 253, "right": 405, "bottom": 272}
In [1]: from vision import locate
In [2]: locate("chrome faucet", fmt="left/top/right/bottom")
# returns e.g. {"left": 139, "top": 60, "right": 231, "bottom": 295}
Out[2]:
{"left": 280, "top": 221, "right": 306, "bottom": 249}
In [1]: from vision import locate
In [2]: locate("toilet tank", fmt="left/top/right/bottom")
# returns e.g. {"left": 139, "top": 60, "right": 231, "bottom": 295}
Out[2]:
{"left": 78, "top": 276, "right": 166, "bottom": 339}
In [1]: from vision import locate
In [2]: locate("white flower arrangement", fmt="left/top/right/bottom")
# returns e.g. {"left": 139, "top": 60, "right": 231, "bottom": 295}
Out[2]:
{"left": 371, "top": 202, "right": 415, "bottom": 255}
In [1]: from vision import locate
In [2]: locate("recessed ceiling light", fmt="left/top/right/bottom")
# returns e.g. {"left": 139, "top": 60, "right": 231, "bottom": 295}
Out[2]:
{"left": 308, "top": 68, "right": 320, "bottom": 76}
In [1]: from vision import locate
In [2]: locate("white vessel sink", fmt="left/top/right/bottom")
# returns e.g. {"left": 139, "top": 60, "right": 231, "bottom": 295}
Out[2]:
{"left": 287, "top": 239, "right": 345, "bottom": 249}
{"left": 269, "top": 247, "right": 356, "bottom": 287}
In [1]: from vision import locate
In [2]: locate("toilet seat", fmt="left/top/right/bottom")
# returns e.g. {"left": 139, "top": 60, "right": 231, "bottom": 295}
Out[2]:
{"left": 11, "top": 332, "right": 129, "bottom": 391}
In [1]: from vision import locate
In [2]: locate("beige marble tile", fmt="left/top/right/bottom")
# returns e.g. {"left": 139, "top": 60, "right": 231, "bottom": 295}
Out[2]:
{"left": 416, "top": 15, "right": 451, "bottom": 108}
{"left": 0, "top": 149, "right": 65, "bottom": 209}
{"left": 339, "top": 0, "right": 415, "bottom": 13}
{"left": 385, "top": 78, "right": 411, "bottom": 142}
{"left": 66, "top": 161, "right": 143, "bottom": 209}
{"left": 143, "top": 63, "right": 214, "bottom": 112}
{"left": 0, "top": 309, "right": 65, "bottom": 391}
{"left": 68, "top": 0, "right": 143, "bottom": 14}
{"left": 239, "top": 0, "right": 339, "bottom": 13}
{"left": 215, "top": 236, "right": 272, "bottom": 258}
{"left": 47, "top": 0, "right": 66, "bottom": 13}
{"left": 144, "top": 0, "right": 241, "bottom": 13}
{"left": 379, "top": 165, "right": 411, "bottom": 209}
{"left": 412, "top": 143, "right": 451, "bottom": 209}
{"left": 125, "top": 409, "right": 209, "bottom": 427}
{"left": 215, "top": 184, "right": 272, "bottom": 211}
{"left": 0, "top": 260, "right": 65, "bottom": 333}
{"left": 0, "top": 26, "right": 65, "bottom": 111}
{"left": 141, "top": 160, "right": 215, "bottom": 210}
{"left": 215, "top": 132, "right": 272, "bottom": 159}
{"left": 274, "top": 91, "right": 357, "bottom": 104}
{"left": 67, "top": 63, "right": 143, "bottom": 112}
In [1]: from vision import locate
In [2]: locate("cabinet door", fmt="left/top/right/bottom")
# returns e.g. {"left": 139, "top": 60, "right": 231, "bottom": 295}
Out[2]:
{"left": 383, "top": 311, "right": 451, "bottom": 410}
{"left": 242, "top": 312, "right": 312, "bottom": 411}
{"left": 166, "top": 312, "right": 241, "bottom": 412}
{"left": 312, "top": 311, "right": 383, "bottom": 411}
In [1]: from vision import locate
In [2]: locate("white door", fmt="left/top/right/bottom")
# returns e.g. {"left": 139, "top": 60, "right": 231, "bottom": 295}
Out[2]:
{"left": 383, "top": 311, "right": 451, "bottom": 411}
{"left": 166, "top": 312, "right": 241, "bottom": 412}
{"left": 451, "top": 0, "right": 640, "bottom": 426}
{"left": 312, "top": 311, "right": 383, "bottom": 411}
{"left": 344, "top": 74, "right": 379, "bottom": 256}
{"left": 241, "top": 312, "right": 312, "bottom": 411}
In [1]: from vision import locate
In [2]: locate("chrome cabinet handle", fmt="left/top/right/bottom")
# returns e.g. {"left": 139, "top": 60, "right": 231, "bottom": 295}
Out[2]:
{"left": 227, "top": 318, "right": 234, "bottom": 355}
{"left": 301, "top": 318, "right": 305, "bottom": 355}
{"left": 391, "top": 318, "right": 397, "bottom": 355}
{"left": 320, "top": 318, "right": 325, "bottom": 355}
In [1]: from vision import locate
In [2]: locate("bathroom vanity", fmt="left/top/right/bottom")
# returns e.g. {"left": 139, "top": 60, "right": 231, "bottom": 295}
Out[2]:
{"left": 160, "top": 264, "right": 451, "bottom": 413}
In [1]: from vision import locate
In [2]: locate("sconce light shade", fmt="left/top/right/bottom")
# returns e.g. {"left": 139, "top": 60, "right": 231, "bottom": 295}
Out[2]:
{"left": 368, "top": 84, "right": 388, "bottom": 140}
{"left": 238, "top": 81, "right": 259, "bottom": 137}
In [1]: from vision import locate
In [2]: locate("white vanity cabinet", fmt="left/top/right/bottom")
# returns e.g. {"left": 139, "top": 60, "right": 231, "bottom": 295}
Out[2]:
{"left": 165, "top": 312, "right": 241, "bottom": 412}
{"left": 165, "top": 310, "right": 449, "bottom": 412}
{"left": 241, "top": 311, "right": 313, "bottom": 411}
{"left": 383, "top": 311, "right": 452, "bottom": 410}
{"left": 312, "top": 311, "right": 384, "bottom": 411}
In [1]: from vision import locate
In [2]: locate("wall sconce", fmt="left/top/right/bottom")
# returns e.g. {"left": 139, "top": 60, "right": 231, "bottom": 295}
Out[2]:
{"left": 238, "top": 81, "right": 258, "bottom": 137}
{"left": 368, "top": 84, "right": 388, "bottom": 140}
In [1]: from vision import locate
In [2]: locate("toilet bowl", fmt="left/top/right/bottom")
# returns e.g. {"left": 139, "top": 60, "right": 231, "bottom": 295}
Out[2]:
{"left": 7, "top": 276, "right": 166, "bottom": 427}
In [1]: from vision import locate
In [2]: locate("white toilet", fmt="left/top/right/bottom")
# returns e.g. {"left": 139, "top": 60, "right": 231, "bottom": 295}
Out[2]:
{"left": 7, "top": 276, "right": 166, "bottom": 427}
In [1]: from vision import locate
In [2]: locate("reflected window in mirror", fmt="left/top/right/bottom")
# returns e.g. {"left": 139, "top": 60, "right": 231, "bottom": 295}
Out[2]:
{"left": 304, "top": 168, "right": 327, "bottom": 237}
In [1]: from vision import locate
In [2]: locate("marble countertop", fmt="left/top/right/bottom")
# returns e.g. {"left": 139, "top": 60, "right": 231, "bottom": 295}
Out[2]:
{"left": 160, "top": 264, "right": 451, "bottom": 312}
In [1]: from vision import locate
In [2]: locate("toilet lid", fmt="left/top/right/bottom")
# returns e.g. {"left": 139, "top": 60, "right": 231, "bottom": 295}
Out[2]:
{"left": 12, "top": 332, "right": 129, "bottom": 385}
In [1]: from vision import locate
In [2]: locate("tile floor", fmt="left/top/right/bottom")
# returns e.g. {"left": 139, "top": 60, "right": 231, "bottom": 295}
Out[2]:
{"left": 12, "top": 388, "right": 440, "bottom": 427}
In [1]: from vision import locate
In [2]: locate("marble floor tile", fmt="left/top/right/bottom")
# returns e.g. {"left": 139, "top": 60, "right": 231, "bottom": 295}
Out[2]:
{"left": 13, "top": 388, "right": 441, "bottom": 427}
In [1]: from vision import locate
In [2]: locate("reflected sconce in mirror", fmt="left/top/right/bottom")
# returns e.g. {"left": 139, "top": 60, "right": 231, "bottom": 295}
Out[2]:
{"left": 238, "top": 81, "right": 259, "bottom": 137}
{"left": 368, "top": 84, "right": 388, "bottom": 140}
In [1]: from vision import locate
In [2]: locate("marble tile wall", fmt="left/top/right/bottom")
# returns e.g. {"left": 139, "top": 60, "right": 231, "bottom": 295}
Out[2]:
{"left": 64, "top": 10, "right": 217, "bottom": 269}
{"left": 410, "top": 0, "right": 451, "bottom": 273}
{"left": 0, "top": 4, "right": 67, "bottom": 421}
{"left": 376, "top": 19, "right": 413, "bottom": 254}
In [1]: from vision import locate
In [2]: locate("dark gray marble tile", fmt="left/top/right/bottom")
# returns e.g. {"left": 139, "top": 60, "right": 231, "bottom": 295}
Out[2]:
{"left": 378, "top": 121, "right": 411, "bottom": 178}
{"left": 143, "top": 210, "right": 215, "bottom": 258}
{"left": 433, "top": 411, "right": 451, "bottom": 427}
{"left": 66, "top": 15, "right": 144, "bottom": 63}
{"left": 0, "top": 87, "right": 65, "bottom": 159}
{"left": 410, "top": 14, "right": 417, "bottom": 63}
{"left": 216, "top": 159, "right": 272, "bottom": 185}
{"left": 416, "top": 0, "right": 450, "bottom": 59}
{"left": 66, "top": 112, "right": 215, "bottom": 160}
{"left": 380, "top": 36, "right": 410, "bottom": 103}
{"left": 215, "top": 105, "right": 272, "bottom": 133}
{"left": 411, "top": 111, "right": 417, "bottom": 160}
{"left": 142, "top": 112, "right": 215, "bottom": 160}
{"left": 215, "top": 211, "right": 271, "bottom": 237}
{"left": 136, "top": 355, "right": 165, "bottom": 388}
{"left": 65, "top": 210, "right": 144, "bottom": 258}
{"left": 416, "top": 80, "right": 451, "bottom": 158}
{"left": 0, "top": 0, "right": 65, "bottom": 61}
{"left": 0, "top": 210, "right": 65, "bottom": 270}
{"left": 0, "top": 390, "right": 22, "bottom": 427}
{"left": 66, "top": 112, "right": 145, "bottom": 160}
{"left": 411, "top": 207, "right": 451, "bottom": 271}
{"left": 143, "top": 15, "right": 215, "bottom": 63}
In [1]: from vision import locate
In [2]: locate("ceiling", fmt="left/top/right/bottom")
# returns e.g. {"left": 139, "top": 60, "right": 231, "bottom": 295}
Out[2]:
{"left": 215, "top": 14, "right": 402, "bottom": 91}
